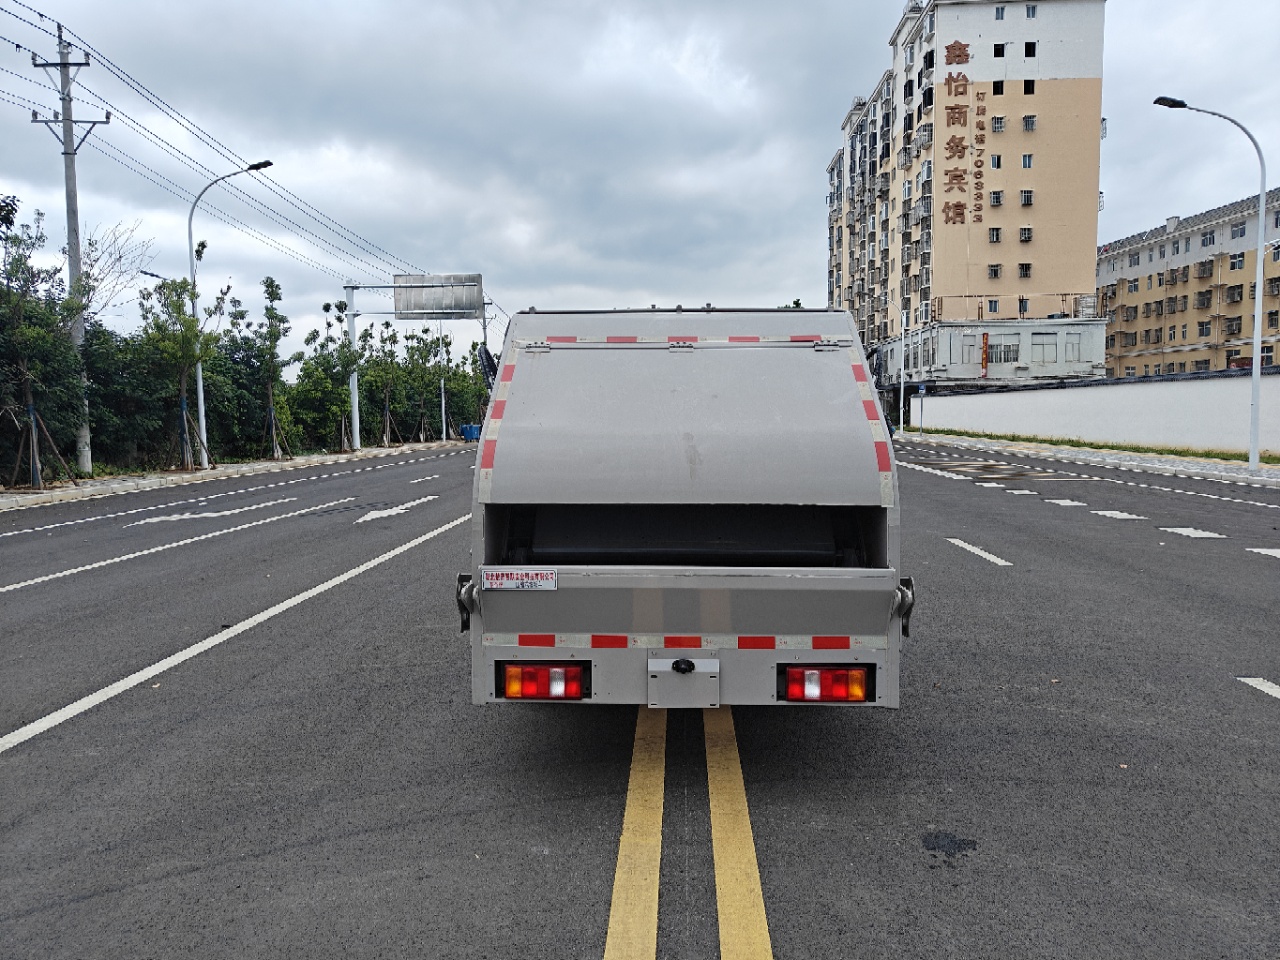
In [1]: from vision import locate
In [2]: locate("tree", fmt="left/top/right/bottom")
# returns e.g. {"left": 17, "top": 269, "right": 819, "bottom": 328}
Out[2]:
{"left": 0, "top": 196, "right": 82, "bottom": 488}
{"left": 360, "top": 319, "right": 402, "bottom": 446}
{"left": 285, "top": 300, "right": 361, "bottom": 451}
{"left": 138, "top": 277, "right": 226, "bottom": 470}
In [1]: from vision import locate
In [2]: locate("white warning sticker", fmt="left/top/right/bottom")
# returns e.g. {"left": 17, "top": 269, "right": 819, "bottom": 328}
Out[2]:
{"left": 481, "top": 568, "right": 558, "bottom": 591}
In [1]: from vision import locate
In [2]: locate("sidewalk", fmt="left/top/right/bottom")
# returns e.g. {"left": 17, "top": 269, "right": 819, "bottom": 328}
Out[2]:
{"left": 905, "top": 432, "right": 1280, "bottom": 489}
{"left": 0, "top": 441, "right": 470, "bottom": 513}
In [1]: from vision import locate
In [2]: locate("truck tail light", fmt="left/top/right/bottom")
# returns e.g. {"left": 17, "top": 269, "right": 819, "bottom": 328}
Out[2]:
{"left": 781, "top": 666, "right": 871, "bottom": 702}
{"left": 499, "top": 663, "right": 587, "bottom": 700}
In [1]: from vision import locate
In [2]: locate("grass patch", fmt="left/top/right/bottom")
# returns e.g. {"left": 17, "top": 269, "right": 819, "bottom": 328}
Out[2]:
{"left": 912, "top": 427, "right": 1280, "bottom": 465}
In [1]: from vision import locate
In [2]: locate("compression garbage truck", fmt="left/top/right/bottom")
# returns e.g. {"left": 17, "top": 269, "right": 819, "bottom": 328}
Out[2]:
{"left": 455, "top": 308, "right": 913, "bottom": 708}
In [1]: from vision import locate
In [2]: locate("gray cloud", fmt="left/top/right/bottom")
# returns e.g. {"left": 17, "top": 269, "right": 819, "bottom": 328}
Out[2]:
{"left": 1, "top": 0, "right": 1275, "bottom": 363}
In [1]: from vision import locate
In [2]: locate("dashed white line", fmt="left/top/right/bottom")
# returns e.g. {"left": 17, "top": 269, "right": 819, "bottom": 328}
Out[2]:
{"left": 1247, "top": 548, "right": 1280, "bottom": 559}
{"left": 1044, "top": 499, "right": 1088, "bottom": 507}
{"left": 945, "top": 538, "right": 1013, "bottom": 566}
{"left": 1159, "top": 528, "right": 1227, "bottom": 539}
{"left": 1237, "top": 677, "right": 1280, "bottom": 700}
{"left": 0, "top": 514, "right": 472, "bottom": 755}
{"left": 898, "top": 462, "right": 967, "bottom": 481}
{"left": 0, "top": 498, "right": 356, "bottom": 594}
{"left": 974, "top": 482, "right": 1005, "bottom": 488}
{"left": 409, "top": 474, "right": 440, "bottom": 485}
{"left": 1091, "top": 510, "right": 1148, "bottom": 520}
{"left": 1006, "top": 489, "right": 1038, "bottom": 496}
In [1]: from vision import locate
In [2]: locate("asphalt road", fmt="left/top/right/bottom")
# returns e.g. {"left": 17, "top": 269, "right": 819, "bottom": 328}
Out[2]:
{"left": 2, "top": 438, "right": 1277, "bottom": 959}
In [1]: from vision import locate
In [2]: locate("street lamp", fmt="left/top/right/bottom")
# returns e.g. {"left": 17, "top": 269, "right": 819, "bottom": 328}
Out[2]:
{"left": 1155, "top": 97, "right": 1268, "bottom": 471}
{"left": 188, "top": 160, "right": 273, "bottom": 468}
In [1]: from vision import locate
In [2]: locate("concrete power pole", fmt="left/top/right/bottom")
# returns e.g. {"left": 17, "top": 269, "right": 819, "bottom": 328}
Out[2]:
{"left": 31, "top": 24, "right": 109, "bottom": 475}
{"left": 344, "top": 285, "right": 362, "bottom": 450}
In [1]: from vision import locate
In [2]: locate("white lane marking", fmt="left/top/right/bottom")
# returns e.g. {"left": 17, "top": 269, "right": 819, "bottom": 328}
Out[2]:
{"left": 1092, "top": 510, "right": 1148, "bottom": 520}
{"left": 409, "top": 474, "right": 440, "bottom": 485}
{"left": 354, "top": 496, "right": 440, "bottom": 524}
{"left": 1045, "top": 499, "right": 1088, "bottom": 506}
{"left": 0, "top": 514, "right": 472, "bottom": 755}
{"left": 0, "top": 498, "right": 355, "bottom": 594}
{"left": 1158, "top": 528, "right": 1227, "bottom": 539}
{"left": 898, "top": 462, "right": 967, "bottom": 481}
{"left": 945, "top": 538, "right": 1013, "bottom": 566}
{"left": 975, "top": 482, "right": 1005, "bottom": 488}
{"left": 1238, "top": 677, "right": 1280, "bottom": 700}
{"left": 1247, "top": 548, "right": 1280, "bottom": 559}
{"left": 124, "top": 498, "right": 296, "bottom": 526}
{"left": 1007, "top": 489, "right": 1038, "bottom": 496}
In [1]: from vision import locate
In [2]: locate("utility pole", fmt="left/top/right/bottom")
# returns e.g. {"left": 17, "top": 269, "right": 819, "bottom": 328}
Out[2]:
{"left": 344, "top": 285, "right": 362, "bottom": 450}
{"left": 31, "top": 24, "right": 109, "bottom": 476}
{"left": 441, "top": 377, "right": 447, "bottom": 442}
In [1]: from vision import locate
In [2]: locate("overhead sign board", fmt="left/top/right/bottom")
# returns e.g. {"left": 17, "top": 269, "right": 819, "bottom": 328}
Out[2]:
{"left": 393, "top": 273, "right": 484, "bottom": 321}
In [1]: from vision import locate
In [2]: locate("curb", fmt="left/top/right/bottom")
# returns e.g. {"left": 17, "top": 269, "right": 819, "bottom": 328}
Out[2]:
{"left": 904, "top": 434, "right": 1280, "bottom": 490}
{"left": 0, "top": 441, "right": 471, "bottom": 513}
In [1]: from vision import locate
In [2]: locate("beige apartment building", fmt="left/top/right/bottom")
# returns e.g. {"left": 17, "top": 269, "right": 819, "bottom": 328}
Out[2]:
{"left": 1097, "top": 189, "right": 1280, "bottom": 377}
{"left": 828, "top": 0, "right": 1107, "bottom": 388}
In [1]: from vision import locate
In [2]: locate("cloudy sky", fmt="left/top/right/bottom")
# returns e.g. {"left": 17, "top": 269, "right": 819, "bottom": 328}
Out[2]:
{"left": 1, "top": 0, "right": 1276, "bottom": 363}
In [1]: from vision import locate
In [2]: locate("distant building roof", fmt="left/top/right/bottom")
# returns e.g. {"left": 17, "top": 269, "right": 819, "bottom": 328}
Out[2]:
{"left": 1098, "top": 187, "right": 1280, "bottom": 256}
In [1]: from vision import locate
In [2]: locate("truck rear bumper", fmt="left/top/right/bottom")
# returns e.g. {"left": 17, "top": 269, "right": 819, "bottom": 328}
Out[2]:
{"left": 472, "top": 643, "right": 899, "bottom": 707}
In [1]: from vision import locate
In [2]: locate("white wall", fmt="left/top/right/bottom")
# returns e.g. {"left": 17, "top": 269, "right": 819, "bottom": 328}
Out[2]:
{"left": 910, "top": 373, "right": 1280, "bottom": 454}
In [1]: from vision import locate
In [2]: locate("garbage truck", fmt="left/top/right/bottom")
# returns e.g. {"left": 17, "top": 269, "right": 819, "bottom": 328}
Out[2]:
{"left": 455, "top": 307, "right": 913, "bottom": 708}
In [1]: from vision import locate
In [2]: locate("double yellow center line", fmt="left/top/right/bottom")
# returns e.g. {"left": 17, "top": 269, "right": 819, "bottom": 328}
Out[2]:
{"left": 603, "top": 707, "right": 773, "bottom": 960}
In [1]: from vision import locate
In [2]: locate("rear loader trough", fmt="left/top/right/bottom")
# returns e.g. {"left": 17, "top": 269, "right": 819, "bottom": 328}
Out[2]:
{"left": 455, "top": 308, "right": 913, "bottom": 707}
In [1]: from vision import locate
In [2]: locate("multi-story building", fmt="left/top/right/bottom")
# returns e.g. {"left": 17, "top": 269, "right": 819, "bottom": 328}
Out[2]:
{"left": 828, "top": 0, "right": 1107, "bottom": 390}
{"left": 1097, "top": 189, "right": 1280, "bottom": 377}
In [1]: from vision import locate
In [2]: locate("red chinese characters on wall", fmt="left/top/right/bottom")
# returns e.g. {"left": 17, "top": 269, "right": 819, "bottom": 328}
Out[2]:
{"left": 939, "top": 52, "right": 982, "bottom": 226}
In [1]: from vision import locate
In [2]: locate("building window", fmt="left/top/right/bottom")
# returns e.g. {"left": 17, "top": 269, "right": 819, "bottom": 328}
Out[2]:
{"left": 1022, "top": 154, "right": 1033, "bottom": 168}
{"left": 1124, "top": 366, "right": 1137, "bottom": 378}
{"left": 994, "top": 43, "right": 1006, "bottom": 58}
{"left": 1023, "top": 115, "right": 1037, "bottom": 131}
{"left": 1230, "top": 221, "right": 1247, "bottom": 239}
{"left": 1018, "top": 262, "right": 1032, "bottom": 278}
{"left": 1020, "top": 190, "right": 1034, "bottom": 206}
{"left": 1128, "top": 252, "right": 1140, "bottom": 267}
{"left": 1263, "top": 345, "right": 1275, "bottom": 367}
{"left": 1019, "top": 227, "right": 1033, "bottom": 242}
{"left": 1230, "top": 252, "right": 1245, "bottom": 270}
{"left": 1225, "top": 317, "right": 1243, "bottom": 336}
{"left": 1031, "top": 333, "right": 1057, "bottom": 363}
{"left": 1168, "top": 325, "right": 1176, "bottom": 341}
{"left": 1024, "top": 79, "right": 1036, "bottom": 95}
{"left": 1194, "top": 359, "right": 1211, "bottom": 372}
{"left": 995, "top": 4, "right": 1006, "bottom": 18}
{"left": 1173, "top": 239, "right": 1180, "bottom": 254}
{"left": 1201, "top": 230, "right": 1215, "bottom": 247}
{"left": 993, "top": 80, "right": 1005, "bottom": 96}
{"left": 1197, "top": 320, "right": 1211, "bottom": 337}
{"left": 988, "top": 334, "right": 1020, "bottom": 363}
{"left": 1181, "top": 324, "right": 1187, "bottom": 339}
{"left": 1226, "top": 284, "right": 1244, "bottom": 304}
{"left": 990, "top": 227, "right": 1003, "bottom": 243}
{"left": 1026, "top": 3, "right": 1038, "bottom": 16}
{"left": 991, "top": 154, "right": 1003, "bottom": 169}
{"left": 993, "top": 116, "right": 1006, "bottom": 133}
{"left": 988, "top": 299, "right": 1000, "bottom": 314}
{"left": 1270, "top": 311, "right": 1280, "bottom": 329}
{"left": 989, "top": 264, "right": 1003, "bottom": 279}
{"left": 1127, "top": 279, "right": 1139, "bottom": 293}
{"left": 1159, "top": 244, "right": 1166, "bottom": 258}
{"left": 1178, "top": 362, "right": 1186, "bottom": 373}
{"left": 1065, "top": 333, "right": 1081, "bottom": 362}
{"left": 991, "top": 190, "right": 1004, "bottom": 206}
{"left": 1025, "top": 41, "right": 1037, "bottom": 57}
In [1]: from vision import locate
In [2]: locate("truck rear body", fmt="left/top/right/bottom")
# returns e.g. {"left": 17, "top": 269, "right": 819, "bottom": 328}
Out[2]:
{"left": 459, "top": 309, "right": 910, "bottom": 708}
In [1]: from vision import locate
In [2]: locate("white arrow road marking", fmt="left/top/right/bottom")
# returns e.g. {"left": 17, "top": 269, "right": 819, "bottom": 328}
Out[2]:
{"left": 409, "top": 474, "right": 440, "bottom": 485}
{"left": 1247, "top": 548, "right": 1280, "bottom": 559}
{"left": 354, "top": 496, "right": 439, "bottom": 524}
{"left": 1045, "top": 499, "right": 1088, "bottom": 506}
{"left": 1092, "top": 510, "right": 1148, "bottom": 520}
{"left": 1238, "top": 677, "right": 1280, "bottom": 700}
{"left": 0, "top": 514, "right": 471, "bottom": 755}
{"left": 1159, "top": 528, "right": 1227, "bottom": 539}
{"left": 124, "top": 498, "right": 296, "bottom": 526}
{"left": 0, "top": 498, "right": 356, "bottom": 594}
{"left": 945, "top": 538, "right": 1013, "bottom": 566}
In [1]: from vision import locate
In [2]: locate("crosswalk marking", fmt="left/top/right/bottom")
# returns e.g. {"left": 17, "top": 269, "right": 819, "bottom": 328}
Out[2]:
{"left": 1159, "top": 528, "right": 1227, "bottom": 539}
{"left": 1091, "top": 510, "right": 1147, "bottom": 520}
{"left": 1044, "top": 499, "right": 1087, "bottom": 506}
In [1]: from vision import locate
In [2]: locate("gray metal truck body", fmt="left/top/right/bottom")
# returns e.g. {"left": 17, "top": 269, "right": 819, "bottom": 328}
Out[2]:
{"left": 458, "top": 308, "right": 910, "bottom": 708}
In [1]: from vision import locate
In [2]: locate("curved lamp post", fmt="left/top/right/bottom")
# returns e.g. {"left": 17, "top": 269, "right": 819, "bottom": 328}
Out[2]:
{"left": 1155, "top": 97, "right": 1267, "bottom": 471}
{"left": 187, "top": 160, "right": 273, "bottom": 468}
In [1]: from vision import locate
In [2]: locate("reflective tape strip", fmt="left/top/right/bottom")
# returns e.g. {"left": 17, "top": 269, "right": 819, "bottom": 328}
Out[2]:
{"left": 500, "top": 364, "right": 515, "bottom": 383}
{"left": 547, "top": 336, "right": 577, "bottom": 343}
{"left": 480, "top": 440, "right": 497, "bottom": 470}
{"left": 729, "top": 336, "right": 760, "bottom": 343}
{"left": 491, "top": 400, "right": 507, "bottom": 420}
{"left": 481, "top": 633, "right": 885, "bottom": 650}
{"left": 607, "top": 336, "right": 638, "bottom": 343}
{"left": 875, "top": 442, "right": 892, "bottom": 472}
{"left": 668, "top": 336, "right": 699, "bottom": 343}
{"left": 861, "top": 400, "right": 879, "bottom": 420}
{"left": 790, "top": 334, "right": 821, "bottom": 342}
{"left": 848, "top": 349, "right": 895, "bottom": 508}
{"left": 851, "top": 364, "right": 869, "bottom": 383}
{"left": 478, "top": 353, "right": 519, "bottom": 503}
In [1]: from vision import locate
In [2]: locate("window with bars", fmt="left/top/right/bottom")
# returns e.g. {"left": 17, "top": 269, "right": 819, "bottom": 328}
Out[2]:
{"left": 989, "top": 228, "right": 1003, "bottom": 243}
{"left": 1020, "top": 190, "right": 1034, "bottom": 206}
{"left": 988, "top": 263, "right": 1002, "bottom": 279}
{"left": 1018, "top": 262, "right": 1032, "bottom": 278}
{"left": 992, "top": 116, "right": 1006, "bottom": 133}
{"left": 1023, "top": 115, "right": 1037, "bottom": 131}
{"left": 991, "top": 190, "right": 1004, "bottom": 206}
{"left": 1019, "top": 227, "right": 1033, "bottom": 242}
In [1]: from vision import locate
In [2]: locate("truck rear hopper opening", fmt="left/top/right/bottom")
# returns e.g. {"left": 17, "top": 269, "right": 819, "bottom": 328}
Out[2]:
{"left": 484, "top": 503, "right": 889, "bottom": 569}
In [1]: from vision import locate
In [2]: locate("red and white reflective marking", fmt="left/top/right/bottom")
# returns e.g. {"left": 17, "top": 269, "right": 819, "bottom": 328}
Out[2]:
{"left": 483, "top": 633, "right": 888, "bottom": 650}
{"left": 523, "top": 335, "right": 841, "bottom": 345}
{"left": 850, "top": 353, "right": 894, "bottom": 507}
{"left": 477, "top": 354, "right": 518, "bottom": 503}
